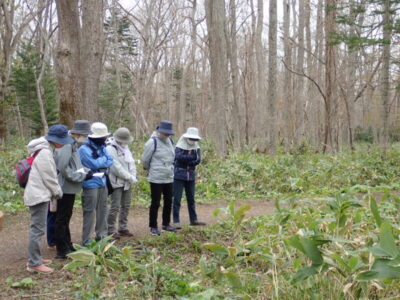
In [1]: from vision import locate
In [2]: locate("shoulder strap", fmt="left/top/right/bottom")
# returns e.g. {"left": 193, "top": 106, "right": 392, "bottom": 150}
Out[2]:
{"left": 148, "top": 137, "right": 157, "bottom": 167}
{"left": 87, "top": 143, "right": 99, "bottom": 159}
{"left": 31, "top": 149, "right": 42, "bottom": 158}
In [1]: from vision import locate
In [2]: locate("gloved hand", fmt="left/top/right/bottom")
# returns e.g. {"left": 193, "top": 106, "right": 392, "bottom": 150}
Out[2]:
{"left": 130, "top": 175, "right": 138, "bottom": 184}
{"left": 85, "top": 170, "right": 94, "bottom": 180}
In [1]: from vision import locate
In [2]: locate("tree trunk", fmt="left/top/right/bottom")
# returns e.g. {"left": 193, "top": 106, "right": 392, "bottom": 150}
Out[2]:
{"left": 81, "top": 0, "right": 104, "bottom": 122}
{"left": 268, "top": 0, "right": 277, "bottom": 154}
{"left": 324, "top": 0, "right": 337, "bottom": 153}
{"left": 380, "top": 0, "right": 391, "bottom": 148}
{"left": 283, "top": 0, "right": 293, "bottom": 149}
{"left": 205, "top": 0, "right": 229, "bottom": 156}
{"left": 55, "top": 0, "right": 82, "bottom": 127}
{"left": 295, "top": 0, "right": 305, "bottom": 143}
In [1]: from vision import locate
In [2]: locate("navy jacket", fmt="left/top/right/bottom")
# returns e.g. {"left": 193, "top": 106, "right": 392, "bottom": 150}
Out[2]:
{"left": 174, "top": 147, "right": 201, "bottom": 181}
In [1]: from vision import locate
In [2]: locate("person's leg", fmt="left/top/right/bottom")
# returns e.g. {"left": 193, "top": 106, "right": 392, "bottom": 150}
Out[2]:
{"left": 173, "top": 180, "right": 184, "bottom": 224}
{"left": 162, "top": 183, "right": 173, "bottom": 227}
{"left": 149, "top": 183, "right": 162, "bottom": 228}
{"left": 46, "top": 205, "right": 56, "bottom": 247}
{"left": 28, "top": 202, "right": 48, "bottom": 267}
{"left": 82, "top": 188, "right": 96, "bottom": 245}
{"left": 65, "top": 194, "right": 76, "bottom": 250}
{"left": 55, "top": 194, "right": 74, "bottom": 256}
{"left": 107, "top": 187, "right": 122, "bottom": 234}
{"left": 118, "top": 188, "right": 132, "bottom": 232}
{"left": 95, "top": 186, "right": 108, "bottom": 240}
{"left": 185, "top": 180, "right": 198, "bottom": 222}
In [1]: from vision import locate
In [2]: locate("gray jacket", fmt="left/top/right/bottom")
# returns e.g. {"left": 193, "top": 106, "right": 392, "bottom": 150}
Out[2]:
{"left": 55, "top": 142, "right": 87, "bottom": 194}
{"left": 106, "top": 143, "right": 137, "bottom": 190}
{"left": 141, "top": 132, "right": 175, "bottom": 184}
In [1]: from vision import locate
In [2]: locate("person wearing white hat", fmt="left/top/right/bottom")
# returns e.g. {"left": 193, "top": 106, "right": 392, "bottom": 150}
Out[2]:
{"left": 106, "top": 127, "right": 137, "bottom": 239}
{"left": 173, "top": 127, "right": 205, "bottom": 228}
{"left": 78, "top": 122, "right": 113, "bottom": 245}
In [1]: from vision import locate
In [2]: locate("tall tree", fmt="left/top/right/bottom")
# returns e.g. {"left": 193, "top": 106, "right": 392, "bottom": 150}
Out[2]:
{"left": 268, "top": 0, "right": 277, "bottom": 154}
{"left": 205, "top": 0, "right": 229, "bottom": 155}
{"left": 55, "top": 0, "right": 104, "bottom": 126}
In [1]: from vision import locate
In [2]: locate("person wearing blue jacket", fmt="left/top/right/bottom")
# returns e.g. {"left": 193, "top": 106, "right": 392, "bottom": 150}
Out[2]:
{"left": 78, "top": 122, "right": 113, "bottom": 245}
{"left": 173, "top": 127, "right": 205, "bottom": 229}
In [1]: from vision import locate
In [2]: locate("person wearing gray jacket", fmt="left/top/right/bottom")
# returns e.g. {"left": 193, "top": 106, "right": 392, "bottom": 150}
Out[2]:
{"left": 106, "top": 127, "right": 137, "bottom": 239}
{"left": 142, "top": 121, "right": 176, "bottom": 235}
{"left": 54, "top": 120, "right": 93, "bottom": 259}
{"left": 25, "top": 125, "right": 73, "bottom": 274}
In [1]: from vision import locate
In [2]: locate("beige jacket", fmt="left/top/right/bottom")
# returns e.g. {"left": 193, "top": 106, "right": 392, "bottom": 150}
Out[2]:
{"left": 24, "top": 137, "right": 63, "bottom": 207}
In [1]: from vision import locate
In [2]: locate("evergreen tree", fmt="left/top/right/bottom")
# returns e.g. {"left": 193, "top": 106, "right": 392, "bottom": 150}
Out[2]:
{"left": 10, "top": 44, "right": 58, "bottom": 136}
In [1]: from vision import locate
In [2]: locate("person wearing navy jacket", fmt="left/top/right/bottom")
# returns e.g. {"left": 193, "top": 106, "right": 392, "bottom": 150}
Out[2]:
{"left": 173, "top": 127, "right": 206, "bottom": 229}
{"left": 78, "top": 122, "right": 113, "bottom": 245}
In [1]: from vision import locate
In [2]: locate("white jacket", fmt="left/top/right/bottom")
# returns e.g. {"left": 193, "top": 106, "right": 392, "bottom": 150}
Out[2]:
{"left": 106, "top": 142, "right": 137, "bottom": 191}
{"left": 24, "top": 137, "right": 63, "bottom": 207}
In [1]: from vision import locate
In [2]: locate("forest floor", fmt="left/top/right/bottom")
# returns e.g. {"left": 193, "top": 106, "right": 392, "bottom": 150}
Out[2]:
{"left": 0, "top": 199, "right": 275, "bottom": 289}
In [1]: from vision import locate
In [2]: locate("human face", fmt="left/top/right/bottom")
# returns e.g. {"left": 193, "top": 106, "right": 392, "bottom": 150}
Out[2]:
{"left": 71, "top": 133, "right": 88, "bottom": 144}
{"left": 53, "top": 142, "right": 64, "bottom": 148}
{"left": 157, "top": 132, "right": 171, "bottom": 140}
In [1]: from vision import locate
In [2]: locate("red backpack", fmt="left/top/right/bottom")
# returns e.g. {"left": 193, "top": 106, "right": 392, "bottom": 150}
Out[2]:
{"left": 15, "top": 150, "right": 41, "bottom": 188}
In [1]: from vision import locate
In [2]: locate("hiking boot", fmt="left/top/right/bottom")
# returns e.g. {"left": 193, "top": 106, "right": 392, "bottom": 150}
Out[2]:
{"left": 47, "top": 245, "right": 56, "bottom": 250}
{"left": 55, "top": 253, "right": 68, "bottom": 260}
{"left": 150, "top": 228, "right": 161, "bottom": 236}
{"left": 190, "top": 220, "right": 206, "bottom": 226}
{"left": 173, "top": 222, "right": 182, "bottom": 230}
{"left": 27, "top": 264, "right": 54, "bottom": 274}
{"left": 118, "top": 229, "right": 134, "bottom": 237}
{"left": 109, "top": 232, "right": 121, "bottom": 240}
{"left": 162, "top": 225, "right": 177, "bottom": 233}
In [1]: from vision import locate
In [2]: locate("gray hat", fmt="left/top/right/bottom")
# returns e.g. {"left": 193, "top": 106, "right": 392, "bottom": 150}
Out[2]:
{"left": 113, "top": 127, "right": 133, "bottom": 143}
{"left": 70, "top": 120, "right": 92, "bottom": 135}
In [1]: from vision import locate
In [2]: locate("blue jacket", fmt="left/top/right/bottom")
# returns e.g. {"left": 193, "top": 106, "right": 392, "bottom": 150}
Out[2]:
{"left": 79, "top": 140, "right": 113, "bottom": 189}
{"left": 174, "top": 147, "right": 201, "bottom": 181}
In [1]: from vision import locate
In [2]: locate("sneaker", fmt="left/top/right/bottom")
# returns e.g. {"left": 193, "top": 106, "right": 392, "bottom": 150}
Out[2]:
{"left": 118, "top": 229, "right": 134, "bottom": 237}
{"left": 27, "top": 264, "right": 54, "bottom": 274}
{"left": 173, "top": 222, "right": 182, "bottom": 230}
{"left": 42, "top": 259, "right": 52, "bottom": 265}
{"left": 190, "top": 220, "right": 206, "bottom": 226}
{"left": 162, "top": 225, "right": 177, "bottom": 233}
{"left": 150, "top": 228, "right": 161, "bottom": 236}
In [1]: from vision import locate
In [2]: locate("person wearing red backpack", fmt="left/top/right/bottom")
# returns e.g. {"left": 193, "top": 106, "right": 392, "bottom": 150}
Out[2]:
{"left": 24, "top": 124, "right": 74, "bottom": 274}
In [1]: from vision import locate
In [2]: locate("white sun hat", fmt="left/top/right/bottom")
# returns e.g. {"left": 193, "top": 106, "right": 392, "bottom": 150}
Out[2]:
{"left": 182, "top": 127, "right": 201, "bottom": 140}
{"left": 88, "top": 122, "right": 110, "bottom": 138}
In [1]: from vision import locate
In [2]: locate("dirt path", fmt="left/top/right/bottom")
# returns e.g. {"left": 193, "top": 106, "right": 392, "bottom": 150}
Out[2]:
{"left": 0, "top": 199, "right": 275, "bottom": 283}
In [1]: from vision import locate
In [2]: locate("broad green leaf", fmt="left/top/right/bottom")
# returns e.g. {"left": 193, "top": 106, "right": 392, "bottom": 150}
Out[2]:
{"left": 300, "top": 237, "right": 324, "bottom": 265}
{"left": 286, "top": 235, "right": 305, "bottom": 253}
{"left": 203, "top": 243, "right": 228, "bottom": 256}
{"left": 224, "top": 271, "right": 243, "bottom": 289}
{"left": 63, "top": 260, "right": 90, "bottom": 271}
{"left": 234, "top": 204, "right": 251, "bottom": 221}
{"left": 68, "top": 249, "right": 96, "bottom": 263}
{"left": 379, "top": 221, "right": 399, "bottom": 258}
{"left": 357, "top": 259, "right": 400, "bottom": 280}
{"left": 292, "top": 266, "right": 319, "bottom": 283}
{"left": 369, "top": 195, "right": 382, "bottom": 227}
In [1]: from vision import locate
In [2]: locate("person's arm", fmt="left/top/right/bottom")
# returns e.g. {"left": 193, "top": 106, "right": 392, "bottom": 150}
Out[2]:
{"left": 175, "top": 147, "right": 197, "bottom": 163}
{"left": 107, "top": 145, "right": 132, "bottom": 181}
{"left": 141, "top": 139, "right": 155, "bottom": 170}
{"left": 55, "top": 144, "right": 86, "bottom": 182}
{"left": 36, "top": 149, "right": 62, "bottom": 198}
{"left": 79, "top": 145, "right": 113, "bottom": 170}
{"left": 188, "top": 148, "right": 201, "bottom": 166}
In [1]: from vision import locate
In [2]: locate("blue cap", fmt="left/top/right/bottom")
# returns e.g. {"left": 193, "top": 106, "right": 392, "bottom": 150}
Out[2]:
{"left": 45, "top": 124, "right": 74, "bottom": 145}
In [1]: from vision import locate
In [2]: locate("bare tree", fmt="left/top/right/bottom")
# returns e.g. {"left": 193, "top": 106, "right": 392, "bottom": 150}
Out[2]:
{"left": 205, "top": 0, "right": 229, "bottom": 155}
{"left": 268, "top": 0, "right": 277, "bottom": 154}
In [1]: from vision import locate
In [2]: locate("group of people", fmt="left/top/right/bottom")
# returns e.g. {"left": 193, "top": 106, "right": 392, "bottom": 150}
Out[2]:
{"left": 24, "top": 120, "right": 205, "bottom": 274}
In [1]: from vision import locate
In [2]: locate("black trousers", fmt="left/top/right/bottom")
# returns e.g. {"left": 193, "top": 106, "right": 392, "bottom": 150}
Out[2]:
{"left": 55, "top": 193, "right": 75, "bottom": 255}
{"left": 149, "top": 182, "right": 173, "bottom": 228}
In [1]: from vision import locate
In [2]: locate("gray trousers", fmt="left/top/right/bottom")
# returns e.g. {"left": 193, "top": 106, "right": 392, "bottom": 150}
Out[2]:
{"left": 107, "top": 187, "right": 132, "bottom": 234}
{"left": 82, "top": 187, "right": 108, "bottom": 245}
{"left": 28, "top": 201, "right": 48, "bottom": 267}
